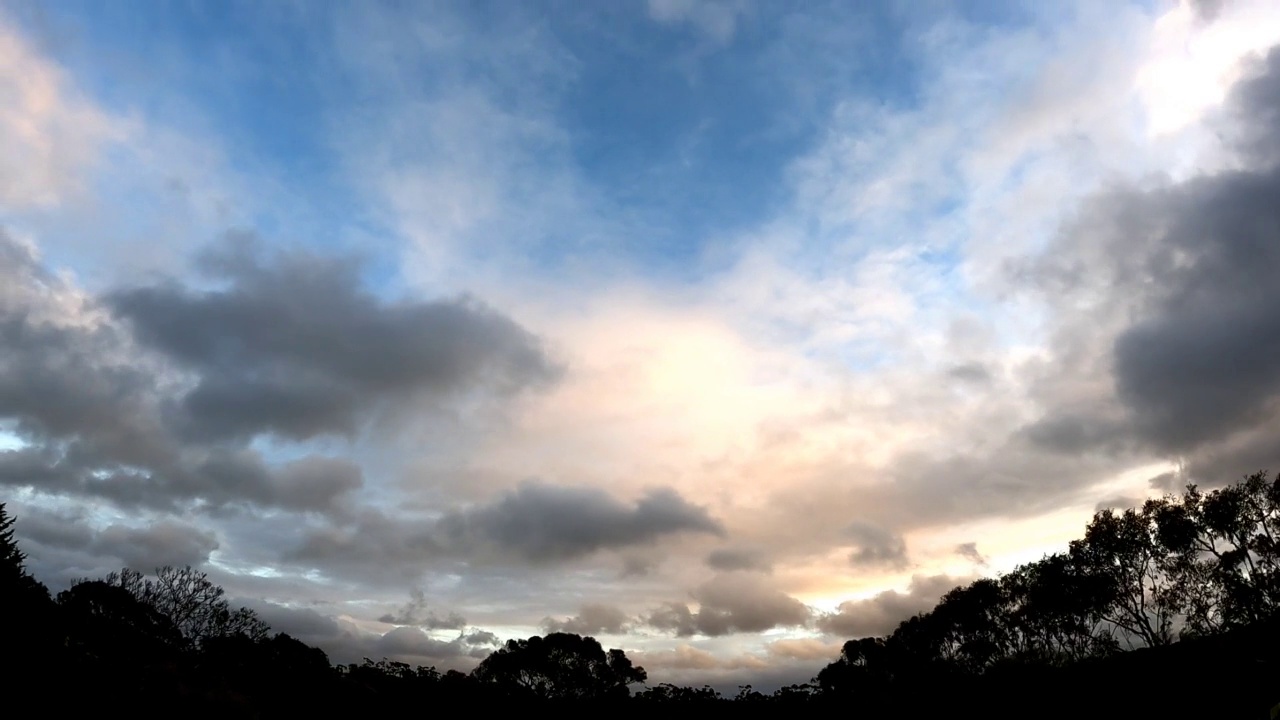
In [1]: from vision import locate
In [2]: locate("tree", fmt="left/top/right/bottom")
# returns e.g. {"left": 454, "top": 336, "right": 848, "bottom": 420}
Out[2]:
{"left": 816, "top": 637, "right": 894, "bottom": 696}
{"left": 1, "top": 503, "right": 57, "bottom": 684}
{"left": 1146, "top": 472, "right": 1280, "bottom": 635}
{"left": 633, "top": 683, "right": 723, "bottom": 703}
{"left": 57, "top": 580, "right": 186, "bottom": 660}
{"left": 1000, "top": 552, "right": 1116, "bottom": 664}
{"left": 0, "top": 502, "right": 50, "bottom": 602}
{"left": 1070, "top": 506, "right": 1179, "bottom": 648}
{"left": 471, "top": 632, "right": 646, "bottom": 700}
{"left": 104, "top": 565, "right": 269, "bottom": 646}
{"left": 929, "top": 578, "right": 1013, "bottom": 673}
{"left": 1191, "top": 472, "right": 1280, "bottom": 627}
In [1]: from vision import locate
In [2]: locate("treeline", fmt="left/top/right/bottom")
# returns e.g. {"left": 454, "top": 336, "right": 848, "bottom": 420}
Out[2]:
{"left": 814, "top": 471, "right": 1280, "bottom": 717}
{"left": 3, "top": 473, "right": 1279, "bottom": 717}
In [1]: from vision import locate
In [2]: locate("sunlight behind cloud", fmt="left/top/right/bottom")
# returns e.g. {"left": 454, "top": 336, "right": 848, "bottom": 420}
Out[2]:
{"left": 1136, "top": 0, "right": 1280, "bottom": 136}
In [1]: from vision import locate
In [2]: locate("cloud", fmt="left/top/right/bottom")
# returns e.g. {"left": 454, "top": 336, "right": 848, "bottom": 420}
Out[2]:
{"left": 0, "top": 231, "right": 169, "bottom": 466}
{"left": 12, "top": 504, "right": 218, "bottom": 572}
{"left": 0, "top": 20, "right": 122, "bottom": 210}
{"left": 947, "top": 362, "right": 992, "bottom": 384}
{"left": 242, "top": 599, "right": 500, "bottom": 667}
{"left": 619, "top": 555, "right": 660, "bottom": 578}
{"left": 1094, "top": 495, "right": 1144, "bottom": 512}
{"left": 285, "top": 481, "right": 722, "bottom": 580}
{"left": 542, "top": 603, "right": 631, "bottom": 635}
{"left": 375, "top": 626, "right": 474, "bottom": 660}
{"left": 766, "top": 637, "right": 843, "bottom": 661}
{"left": 437, "top": 481, "right": 724, "bottom": 563}
{"left": 646, "top": 0, "right": 748, "bottom": 45}
{"left": 378, "top": 588, "right": 467, "bottom": 630}
{"left": 109, "top": 238, "right": 561, "bottom": 443}
{"left": 1019, "top": 45, "right": 1280, "bottom": 482}
{"left": 632, "top": 643, "right": 772, "bottom": 673}
{"left": 0, "top": 229, "right": 562, "bottom": 521}
{"left": 648, "top": 574, "right": 811, "bottom": 637}
{"left": 845, "top": 522, "right": 908, "bottom": 569}
{"left": 1190, "top": 0, "right": 1227, "bottom": 24}
{"left": 0, "top": 444, "right": 364, "bottom": 516}
{"left": 632, "top": 643, "right": 723, "bottom": 670}
{"left": 93, "top": 520, "right": 220, "bottom": 569}
{"left": 705, "top": 547, "right": 772, "bottom": 573}
{"left": 954, "top": 542, "right": 988, "bottom": 567}
{"left": 817, "top": 574, "right": 966, "bottom": 639}
{"left": 243, "top": 601, "right": 344, "bottom": 642}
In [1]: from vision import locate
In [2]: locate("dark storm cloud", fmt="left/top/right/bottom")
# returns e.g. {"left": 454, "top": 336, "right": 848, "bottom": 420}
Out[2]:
{"left": 816, "top": 574, "right": 965, "bottom": 639}
{"left": 438, "top": 481, "right": 724, "bottom": 563}
{"left": 541, "top": 603, "right": 631, "bottom": 635}
{"left": 706, "top": 547, "right": 772, "bottom": 573}
{"left": 845, "top": 522, "right": 908, "bottom": 569}
{"left": 109, "top": 239, "right": 561, "bottom": 443}
{"left": 647, "top": 574, "right": 811, "bottom": 637}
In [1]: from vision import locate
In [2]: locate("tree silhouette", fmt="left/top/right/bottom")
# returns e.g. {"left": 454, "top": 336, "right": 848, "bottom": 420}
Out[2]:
{"left": 471, "top": 632, "right": 646, "bottom": 700}
{"left": 0, "top": 502, "right": 49, "bottom": 603}
{"left": 1, "top": 503, "right": 58, "bottom": 687}
{"left": 634, "top": 683, "right": 723, "bottom": 703}
{"left": 1069, "top": 505, "right": 1178, "bottom": 647}
{"left": 103, "top": 565, "right": 269, "bottom": 646}
{"left": 57, "top": 580, "right": 185, "bottom": 661}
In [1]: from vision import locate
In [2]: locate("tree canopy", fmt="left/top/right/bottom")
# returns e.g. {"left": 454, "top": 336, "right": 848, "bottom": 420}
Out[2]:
{"left": 471, "top": 632, "right": 647, "bottom": 700}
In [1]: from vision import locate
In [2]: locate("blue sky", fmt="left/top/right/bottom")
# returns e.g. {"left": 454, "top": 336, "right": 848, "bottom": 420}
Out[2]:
{"left": 3, "top": 0, "right": 1280, "bottom": 691}
{"left": 7, "top": 0, "right": 1039, "bottom": 280}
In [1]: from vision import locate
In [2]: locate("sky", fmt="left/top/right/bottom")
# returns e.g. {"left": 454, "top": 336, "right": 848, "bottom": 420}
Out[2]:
{"left": 2, "top": 0, "right": 1280, "bottom": 691}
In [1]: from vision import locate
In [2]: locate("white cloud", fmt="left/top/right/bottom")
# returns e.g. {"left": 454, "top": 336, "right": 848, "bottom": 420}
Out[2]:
{"left": 0, "top": 21, "right": 122, "bottom": 211}
{"left": 1136, "top": 0, "right": 1280, "bottom": 137}
{"left": 646, "top": 0, "right": 749, "bottom": 45}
